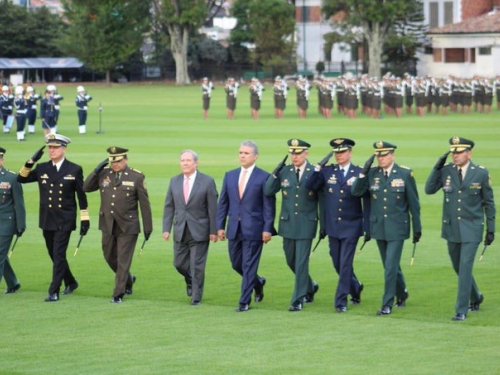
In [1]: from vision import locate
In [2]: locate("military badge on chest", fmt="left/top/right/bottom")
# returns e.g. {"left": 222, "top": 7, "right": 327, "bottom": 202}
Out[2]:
{"left": 443, "top": 176, "right": 452, "bottom": 193}
{"left": 102, "top": 176, "right": 111, "bottom": 188}
{"left": 370, "top": 177, "right": 380, "bottom": 191}
{"left": 327, "top": 175, "right": 337, "bottom": 185}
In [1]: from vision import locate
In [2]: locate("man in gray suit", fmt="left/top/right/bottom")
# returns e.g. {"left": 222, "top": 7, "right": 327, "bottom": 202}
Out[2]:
{"left": 163, "top": 150, "right": 218, "bottom": 305}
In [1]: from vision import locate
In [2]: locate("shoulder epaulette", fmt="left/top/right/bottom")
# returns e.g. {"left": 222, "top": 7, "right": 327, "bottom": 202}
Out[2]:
{"left": 400, "top": 165, "right": 411, "bottom": 170}
{"left": 478, "top": 165, "right": 485, "bottom": 169}
{"left": 7, "top": 169, "right": 16, "bottom": 175}
{"left": 130, "top": 168, "right": 143, "bottom": 174}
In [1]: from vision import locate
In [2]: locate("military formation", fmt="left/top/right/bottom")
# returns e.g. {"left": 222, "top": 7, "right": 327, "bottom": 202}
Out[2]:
{"left": 0, "top": 133, "right": 495, "bottom": 322}
{"left": 201, "top": 74, "right": 500, "bottom": 119}
{"left": 0, "top": 84, "right": 91, "bottom": 139}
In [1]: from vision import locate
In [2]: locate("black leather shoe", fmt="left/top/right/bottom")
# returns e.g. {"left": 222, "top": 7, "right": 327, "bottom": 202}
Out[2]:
{"left": 186, "top": 283, "right": 192, "bottom": 297}
{"left": 190, "top": 300, "right": 201, "bottom": 306}
{"left": 254, "top": 277, "right": 266, "bottom": 303}
{"left": 395, "top": 290, "right": 409, "bottom": 307}
{"left": 350, "top": 283, "right": 364, "bottom": 305}
{"left": 235, "top": 303, "right": 249, "bottom": 312}
{"left": 5, "top": 283, "right": 21, "bottom": 294}
{"left": 289, "top": 301, "right": 303, "bottom": 312}
{"left": 336, "top": 306, "right": 347, "bottom": 313}
{"left": 451, "top": 313, "right": 466, "bottom": 321}
{"left": 376, "top": 306, "right": 391, "bottom": 315}
{"left": 304, "top": 282, "right": 319, "bottom": 303}
{"left": 62, "top": 281, "right": 79, "bottom": 295}
{"left": 469, "top": 294, "right": 484, "bottom": 311}
{"left": 110, "top": 296, "right": 123, "bottom": 304}
{"left": 125, "top": 275, "right": 136, "bottom": 295}
{"left": 44, "top": 293, "right": 59, "bottom": 302}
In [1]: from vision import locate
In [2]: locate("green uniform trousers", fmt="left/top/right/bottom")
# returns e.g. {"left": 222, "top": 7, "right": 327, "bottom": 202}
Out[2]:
{"left": 447, "top": 241, "right": 481, "bottom": 315}
{"left": 0, "top": 236, "right": 18, "bottom": 289}
{"left": 377, "top": 239, "right": 407, "bottom": 307}
{"left": 283, "top": 238, "right": 314, "bottom": 304}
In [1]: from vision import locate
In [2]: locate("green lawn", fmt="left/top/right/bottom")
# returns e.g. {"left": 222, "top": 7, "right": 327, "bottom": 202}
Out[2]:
{"left": 1, "top": 83, "right": 499, "bottom": 374}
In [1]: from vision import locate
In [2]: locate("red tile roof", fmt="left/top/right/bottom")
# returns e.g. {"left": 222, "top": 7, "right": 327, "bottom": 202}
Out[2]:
{"left": 428, "top": 10, "right": 500, "bottom": 34}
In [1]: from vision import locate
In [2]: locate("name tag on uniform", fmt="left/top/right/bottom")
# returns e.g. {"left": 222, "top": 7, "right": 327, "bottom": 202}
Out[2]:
{"left": 0, "top": 182, "right": 11, "bottom": 189}
{"left": 122, "top": 181, "right": 135, "bottom": 187}
{"left": 64, "top": 175, "right": 75, "bottom": 180}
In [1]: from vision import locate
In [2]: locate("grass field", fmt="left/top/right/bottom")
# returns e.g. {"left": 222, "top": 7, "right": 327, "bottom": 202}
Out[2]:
{"left": 1, "top": 82, "right": 499, "bottom": 374}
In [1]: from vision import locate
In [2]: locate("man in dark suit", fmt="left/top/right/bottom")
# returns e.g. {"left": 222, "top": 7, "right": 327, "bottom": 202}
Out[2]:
{"left": 84, "top": 147, "right": 153, "bottom": 303}
{"left": 163, "top": 149, "right": 218, "bottom": 305}
{"left": 217, "top": 140, "right": 276, "bottom": 312}
{"left": 306, "top": 138, "right": 370, "bottom": 313}
{"left": 265, "top": 139, "right": 319, "bottom": 312}
{"left": 351, "top": 141, "right": 421, "bottom": 316}
{"left": 425, "top": 136, "right": 495, "bottom": 321}
{"left": 0, "top": 147, "right": 26, "bottom": 295}
{"left": 18, "top": 134, "right": 89, "bottom": 302}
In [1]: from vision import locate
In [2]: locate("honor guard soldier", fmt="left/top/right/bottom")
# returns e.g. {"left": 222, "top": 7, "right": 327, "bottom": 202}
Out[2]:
{"left": 351, "top": 141, "right": 421, "bottom": 316}
{"left": 40, "top": 87, "right": 57, "bottom": 135}
{"left": 265, "top": 139, "right": 319, "bottom": 312}
{"left": 83, "top": 147, "right": 153, "bottom": 303}
{"left": 224, "top": 77, "right": 239, "bottom": 120}
{"left": 0, "top": 147, "right": 26, "bottom": 295}
{"left": 26, "top": 86, "right": 40, "bottom": 134}
{"left": 425, "top": 137, "right": 495, "bottom": 321}
{"left": 18, "top": 134, "right": 89, "bottom": 302}
{"left": 14, "top": 86, "right": 28, "bottom": 141}
{"left": 1, "top": 86, "right": 14, "bottom": 133}
{"left": 75, "top": 86, "right": 92, "bottom": 134}
{"left": 306, "top": 138, "right": 370, "bottom": 312}
{"left": 201, "top": 78, "right": 214, "bottom": 120}
{"left": 249, "top": 78, "right": 264, "bottom": 120}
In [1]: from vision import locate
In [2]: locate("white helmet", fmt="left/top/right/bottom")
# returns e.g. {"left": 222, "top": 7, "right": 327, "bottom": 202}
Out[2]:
{"left": 77, "top": 85, "right": 85, "bottom": 93}
{"left": 15, "top": 86, "right": 24, "bottom": 95}
{"left": 47, "top": 84, "right": 57, "bottom": 92}
{"left": 2, "top": 85, "right": 9, "bottom": 92}
{"left": 26, "top": 86, "right": 34, "bottom": 93}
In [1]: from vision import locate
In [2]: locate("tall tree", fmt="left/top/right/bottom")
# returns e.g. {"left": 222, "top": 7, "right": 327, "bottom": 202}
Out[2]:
{"left": 152, "top": 0, "right": 222, "bottom": 84}
{"left": 0, "top": 0, "right": 65, "bottom": 57}
{"left": 60, "top": 0, "right": 151, "bottom": 85}
{"left": 322, "top": 0, "right": 423, "bottom": 77}
{"left": 230, "top": 0, "right": 296, "bottom": 72}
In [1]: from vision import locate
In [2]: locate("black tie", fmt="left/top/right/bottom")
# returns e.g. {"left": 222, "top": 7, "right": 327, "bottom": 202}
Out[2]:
{"left": 458, "top": 168, "right": 463, "bottom": 184}
{"left": 384, "top": 170, "right": 388, "bottom": 180}
{"left": 52, "top": 164, "right": 57, "bottom": 172}
{"left": 296, "top": 168, "right": 300, "bottom": 182}
{"left": 339, "top": 168, "right": 345, "bottom": 183}
{"left": 115, "top": 172, "right": 121, "bottom": 184}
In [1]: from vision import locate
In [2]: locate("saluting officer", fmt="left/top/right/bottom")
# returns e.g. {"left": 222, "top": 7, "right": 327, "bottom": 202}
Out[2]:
{"left": 425, "top": 137, "right": 495, "bottom": 321}
{"left": 265, "top": 139, "right": 319, "bottom": 312}
{"left": 83, "top": 147, "right": 153, "bottom": 303}
{"left": 0, "top": 147, "right": 26, "bottom": 295}
{"left": 306, "top": 138, "right": 370, "bottom": 312}
{"left": 351, "top": 141, "right": 421, "bottom": 316}
{"left": 18, "top": 134, "right": 89, "bottom": 302}
{"left": 75, "top": 85, "right": 92, "bottom": 134}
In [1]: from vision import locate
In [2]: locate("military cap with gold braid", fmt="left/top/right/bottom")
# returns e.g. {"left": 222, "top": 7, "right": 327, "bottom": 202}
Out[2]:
{"left": 0, "top": 147, "right": 5, "bottom": 158}
{"left": 287, "top": 138, "right": 311, "bottom": 154}
{"left": 330, "top": 138, "right": 355, "bottom": 152}
{"left": 45, "top": 134, "right": 71, "bottom": 147}
{"left": 107, "top": 146, "right": 128, "bottom": 162}
{"left": 449, "top": 136, "right": 474, "bottom": 153}
{"left": 373, "top": 140, "right": 397, "bottom": 156}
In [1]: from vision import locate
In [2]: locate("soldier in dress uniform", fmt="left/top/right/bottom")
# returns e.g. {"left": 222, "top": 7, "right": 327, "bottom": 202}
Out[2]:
{"left": 306, "top": 138, "right": 370, "bottom": 312}
{"left": 14, "top": 86, "right": 28, "bottom": 141}
{"left": 351, "top": 141, "right": 421, "bottom": 316}
{"left": 249, "top": 78, "right": 264, "bottom": 120}
{"left": 201, "top": 77, "right": 214, "bottom": 120}
{"left": 265, "top": 139, "right": 319, "bottom": 312}
{"left": 0, "top": 147, "right": 26, "bottom": 295}
{"left": 40, "top": 87, "right": 57, "bottom": 135}
{"left": 83, "top": 147, "right": 153, "bottom": 303}
{"left": 18, "top": 134, "right": 89, "bottom": 302}
{"left": 224, "top": 77, "right": 239, "bottom": 120}
{"left": 75, "top": 85, "right": 92, "bottom": 134}
{"left": 273, "top": 76, "right": 287, "bottom": 119}
{"left": 425, "top": 137, "right": 495, "bottom": 321}
{"left": 1, "top": 85, "right": 14, "bottom": 134}
{"left": 26, "top": 86, "right": 40, "bottom": 134}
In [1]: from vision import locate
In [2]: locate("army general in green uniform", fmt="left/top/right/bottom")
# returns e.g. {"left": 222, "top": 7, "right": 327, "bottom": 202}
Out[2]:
{"left": 265, "top": 139, "right": 319, "bottom": 311}
{"left": 425, "top": 136, "right": 495, "bottom": 321}
{"left": 352, "top": 141, "right": 421, "bottom": 316}
{"left": 0, "top": 147, "right": 25, "bottom": 295}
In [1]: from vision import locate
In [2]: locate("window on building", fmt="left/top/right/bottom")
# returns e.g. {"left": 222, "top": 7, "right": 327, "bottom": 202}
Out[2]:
{"left": 445, "top": 48, "right": 465, "bottom": 63}
{"left": 433, "top": 48, "right": 443, "bottom": 62}
{"left": 470, "top": 48, "right": 476, "bottom": 63}
{"left": 302, "top": 6, "right": 310, "bottom": 22}
{"left": 429, "top": 2, "right": 439, "bottom": 28}
{"left": 479, "top": 47, "right": 492, "bottom": 55}
{"left": 425, "top": 46, "right": 434, "bottom": 55}
{"left": 444, "top": 2, "right": 454, "bottom": 25}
